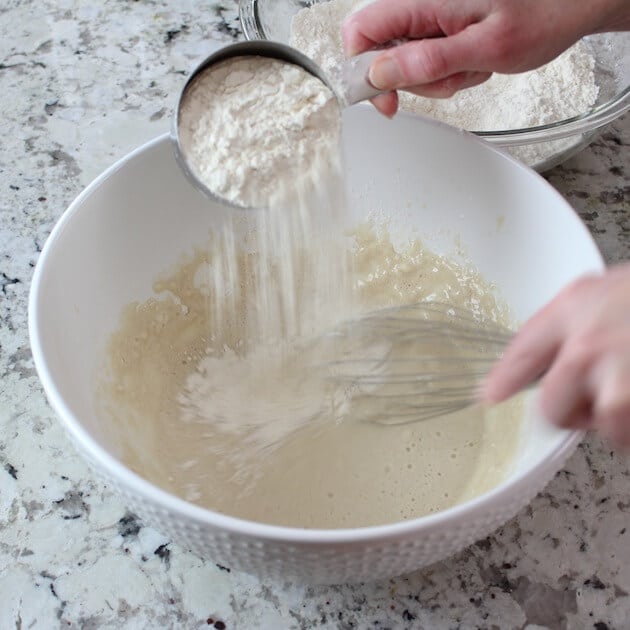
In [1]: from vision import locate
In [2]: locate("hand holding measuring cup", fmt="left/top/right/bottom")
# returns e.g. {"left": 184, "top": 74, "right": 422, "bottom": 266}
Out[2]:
{"left": 342, "top": 0, "right": 630, "bottom": 116}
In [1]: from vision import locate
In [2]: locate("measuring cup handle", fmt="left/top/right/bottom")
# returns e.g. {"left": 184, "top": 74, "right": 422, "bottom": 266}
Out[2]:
{"left": 340, "top": 50, "right": 387, "bottom": 106}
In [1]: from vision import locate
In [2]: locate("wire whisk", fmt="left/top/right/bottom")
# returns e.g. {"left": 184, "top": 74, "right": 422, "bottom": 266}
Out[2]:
{"left": 319, "top": 301, "right": 516, "bottom": 426}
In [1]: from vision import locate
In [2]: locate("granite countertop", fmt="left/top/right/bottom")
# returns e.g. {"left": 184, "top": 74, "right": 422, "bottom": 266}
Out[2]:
{"left": 1, "top": 2, "right": 629, "bottom": 628}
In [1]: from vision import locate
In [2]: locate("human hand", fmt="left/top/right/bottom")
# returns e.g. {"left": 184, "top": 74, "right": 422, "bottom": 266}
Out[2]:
{"left": 481, "top": 264, "right": 630, "bottom": 447}
{"left": 342, "top": 0, "right": 630, "bottom": 116}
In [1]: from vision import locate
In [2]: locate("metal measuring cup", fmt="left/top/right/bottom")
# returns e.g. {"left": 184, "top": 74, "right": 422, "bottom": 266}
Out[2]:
{"left": 172, "top": 40, "right": 385, "bottom": 208}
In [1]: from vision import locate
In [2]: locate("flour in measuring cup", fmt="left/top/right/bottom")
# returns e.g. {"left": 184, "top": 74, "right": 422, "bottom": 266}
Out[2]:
{"left": 178, "top": 55, "right": 342, "bottom": 209}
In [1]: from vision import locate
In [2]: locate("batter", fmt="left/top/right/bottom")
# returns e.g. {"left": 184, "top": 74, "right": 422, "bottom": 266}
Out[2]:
{"left": 97, "top": 224, "right": 523, "bottom": 529}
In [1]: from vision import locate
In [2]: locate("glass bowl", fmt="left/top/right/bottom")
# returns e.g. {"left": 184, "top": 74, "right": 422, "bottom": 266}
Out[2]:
{"left": 240, "top": 0, "right": 630, "bottom": 172}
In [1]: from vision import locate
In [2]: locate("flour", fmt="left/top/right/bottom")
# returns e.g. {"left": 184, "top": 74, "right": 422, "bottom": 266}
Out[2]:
{"left": 178, "top": 55, "right": 353, "bottom": 345}
{"left": 174, "top": 53, "right": 359, "bottom": 468}
{"left": 178, "top": 55, "right": 341, "bottom": 209}
{"left": 290, "top": 0, "right": 599, "bottom": 166}
{"left": 291, "top": 0, "right": 365, "bottom": 77}
{"left": 178, "top": 345, "right": 331, "bottom": 459}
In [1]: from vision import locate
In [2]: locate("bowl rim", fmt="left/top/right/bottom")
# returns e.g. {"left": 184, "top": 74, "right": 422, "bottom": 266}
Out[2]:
{"left": 29, "top": 128, "right": 600, "bottom": 545}
{"left": 238, "top": 0, "right": 630, "bottom": 145}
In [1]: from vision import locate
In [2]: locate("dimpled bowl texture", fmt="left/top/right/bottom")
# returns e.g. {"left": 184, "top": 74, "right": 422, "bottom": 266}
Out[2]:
{"left": 29, "top": 110, "right": 604, "bottom": 584}
{"left": 240, "top": 0, "right": 630, "bottom": 172}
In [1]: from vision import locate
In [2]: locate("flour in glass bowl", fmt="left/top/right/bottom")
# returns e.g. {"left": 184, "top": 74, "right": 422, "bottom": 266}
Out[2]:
{"left": 290, "top": 0, "right": 600, "bottom": 166}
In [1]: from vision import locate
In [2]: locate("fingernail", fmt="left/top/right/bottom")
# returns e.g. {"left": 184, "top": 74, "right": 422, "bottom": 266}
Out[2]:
{"left": 369, "top": 54, "right": 403, "bottom": 90}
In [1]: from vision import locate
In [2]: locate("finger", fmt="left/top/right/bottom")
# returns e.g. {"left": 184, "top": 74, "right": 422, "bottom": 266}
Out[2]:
{"left": 370, "top": 92, "right": 398, "bottom": 117}
{"left": 597, "top": 401, "right": 630, "bottom": 449}
{"left": 342, "top": 0, "right": 446, "bottom": 56}
{"left": 482, "top": 312, "right": 564, "bottom": 404}
{"left": 402, "top": 71, "right": 492, "bottom": 99}
{"left": 546, "top": 396, "right": 593, "bottom": 431}
{"left": 368, "top": 28, "right": 488, "bottom": 91}
{"left": 482, "top": 276, "right": 598, "bottom": 404}
{"left": 599, "top": 410, "right": 630, "bottom": 449}
{"left": 538, "top": 342, "right": 596, "bottom": 427}
{"left": 592, "top": 356, "right": 630, "bottom": 448}
{"left": 570, "top": 414, "right": 594, "bottom": 431}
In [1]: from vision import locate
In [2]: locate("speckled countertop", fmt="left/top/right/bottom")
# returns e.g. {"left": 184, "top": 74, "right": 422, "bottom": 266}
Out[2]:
{"left": 1, "top": 2, "right": 629, "bottom": 628}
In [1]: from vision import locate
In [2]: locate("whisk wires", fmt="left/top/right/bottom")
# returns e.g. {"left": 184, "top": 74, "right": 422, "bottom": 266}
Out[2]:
{"left": 320, "top": 301, "right": 515, "bottom": 426}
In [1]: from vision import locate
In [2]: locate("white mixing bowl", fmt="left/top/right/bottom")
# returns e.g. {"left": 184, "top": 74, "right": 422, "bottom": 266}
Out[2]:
{"left": 29, "top": 109, "right": 604, "bottom": 584}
